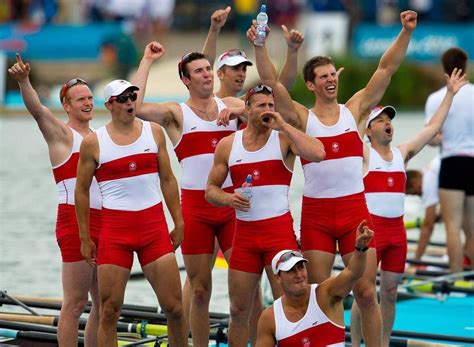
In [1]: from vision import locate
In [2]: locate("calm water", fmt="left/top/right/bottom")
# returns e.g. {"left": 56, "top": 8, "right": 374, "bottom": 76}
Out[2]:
{"left": 0, "top": 112, "right": 439, "bottom": 313}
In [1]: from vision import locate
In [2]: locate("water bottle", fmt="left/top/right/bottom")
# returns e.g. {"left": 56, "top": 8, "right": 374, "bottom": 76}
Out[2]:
{"left": 253, "top": 5, "right": 268, "bottom": 46}
{"left": 241, "top": 174, "right": 253, "bottom": 200}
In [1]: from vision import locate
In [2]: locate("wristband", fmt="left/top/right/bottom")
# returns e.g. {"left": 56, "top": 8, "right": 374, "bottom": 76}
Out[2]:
{"left": 355, "top": 245, "right": 368, "bottom": 252}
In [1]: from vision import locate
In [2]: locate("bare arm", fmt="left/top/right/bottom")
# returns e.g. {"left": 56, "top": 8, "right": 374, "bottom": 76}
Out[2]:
{"left": 398, "top": 69, "right": 468, "bottom": 163}
{"left": 8, "top": 53, "right": 68, "bottom": 143}
{"left": 153, "top": 124, "right": 184, "bottom": 249}
{"left": 347, "top": 10, "right": 418, "bottom": 124}
{"left": 278, "top": 25, "right": 304, "bottom": 90}
{"left": 321, "top": 221, "right": 374, "bottom": 299}
{"left": 75, "top": 134, "right": 99, "bottom": 266}
{"left": 205, "top": 136, "right": 251, "bottom": 211}
{"left": 201, "top": 6, "right": 231, "bottom": 66}
{"left": 255, "top": 308, "right": 277, "bottom": 347}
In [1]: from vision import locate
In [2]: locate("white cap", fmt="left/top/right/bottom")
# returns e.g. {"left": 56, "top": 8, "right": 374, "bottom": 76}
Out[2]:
{"left": 216, "top": 49, "right": 253, "bottom": 71}
{"left": 271, "top": 250, "right": 308, "bottom": 275}
{"left": 104, "top": 79, "right": 139, "bottom": 102}
{"left": 366, "top": 105, "right": 396, "bottom": 128}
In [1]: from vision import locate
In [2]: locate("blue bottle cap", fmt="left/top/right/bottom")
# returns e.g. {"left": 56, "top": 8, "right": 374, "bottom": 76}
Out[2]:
{"left": 260, "top": 4, "right": 266, "bottom": 13}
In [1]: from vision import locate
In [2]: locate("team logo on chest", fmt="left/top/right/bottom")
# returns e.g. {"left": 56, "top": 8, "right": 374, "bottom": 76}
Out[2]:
{"left": 387, "top": 176, "right": 394, "bottom": 187}
{"left": 211, "top": 138, "right": 219, "bottom": 148}
{"left": 129, "top": 161, "right": 137, "bottom": 171}
{"left": 331, "top": 142, "right": 340, "bottom": 153}
{"left": 301, "top": 337, "right": 311, "bottom": 347}
{"left": 252, "top": 169, "right": 260, "bottom": 181}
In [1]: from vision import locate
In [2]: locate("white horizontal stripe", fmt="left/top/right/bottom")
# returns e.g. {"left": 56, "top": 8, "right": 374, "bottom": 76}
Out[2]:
{"left": 303, "top": 156, "right": 364, "bottom": 198}
{"left": 99, "top": 173, "right": 162, "bottom": 211}
{"left": 365, "top": 192, "right": 405, "bottom": 218}
{"left": 181, "top": 154, "right": 232, "bottom": 190}
{"left": 57, "top": 177, "right": 102, "bottom": 209}
{"left": 236, "top": 185, "right": 289, "bottom": 221}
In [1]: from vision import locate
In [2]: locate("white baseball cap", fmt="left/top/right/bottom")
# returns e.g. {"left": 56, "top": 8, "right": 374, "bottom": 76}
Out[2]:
{"left": 366, "top": 105, "right": 396, "bottom": 128}
{"left": 271, "top": 250, "right": 308, "bottom": 275}
{"left": 104, "top": 79, "right": 139, "bottom": 103}
{"left": 216, "top": 49, "right": 253, "bottom": 71}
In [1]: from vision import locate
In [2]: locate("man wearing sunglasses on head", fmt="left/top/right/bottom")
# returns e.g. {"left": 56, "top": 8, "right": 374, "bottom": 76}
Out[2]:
{"left": 75, "top": 80, "right": 187, "bottom": 346}
{"left": 256, "top": 221, "right": 373, "bottom": 347}
{"left": 8, "top": 53, "right": 101, "bottom": 346}
{"left": 247, "top": 10, "right": 418, "bottom": 346}
{"left": 206, "top": 84, "right": 325, "bottom": 347}
{"left": 201, "top": 6, "right": 304, "bottom": 99}
{"left": 132, "top": 41, "right": 246, "bottom": 345}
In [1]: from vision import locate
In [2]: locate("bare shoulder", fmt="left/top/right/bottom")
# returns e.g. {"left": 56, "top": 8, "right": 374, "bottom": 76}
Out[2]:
{"left": 221, "top": 96, "right": 245, "bottom": 108}
{"left": 81, "top": 132, "right": 99, "bottom": 151}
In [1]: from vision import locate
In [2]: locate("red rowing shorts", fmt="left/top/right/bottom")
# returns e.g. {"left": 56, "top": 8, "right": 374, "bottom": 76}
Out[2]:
{"left": 230, "top": 212, "right": 298, "bottom": 274}
{"left": 56, "top": 204, "right": 101, "bottom": 263}
{"left": 371, "top": 214, "right": 407, "bottom": 274}
{"left": 180, "top": 189, "right": 235, "bottom": 255}
{"left": 300, "top": 192, "right": 375, "bottom": 256}
{"left": 98, "top": 203, "right": 174, "bottom": 269}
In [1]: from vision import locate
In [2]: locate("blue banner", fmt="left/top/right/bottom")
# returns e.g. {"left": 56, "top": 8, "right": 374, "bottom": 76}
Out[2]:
{"left": 353, "top": 23, "right": 474, "bottom": 62}
{"left": 0, "top": 22, "right": 123, "bottom": 60}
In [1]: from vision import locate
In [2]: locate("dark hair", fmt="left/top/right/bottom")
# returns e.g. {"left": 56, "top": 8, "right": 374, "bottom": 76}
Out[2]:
{"left": 441, "top": 48, "right": 468, "bottom": 75}
{"left": 303, "top": 56, "right": 335, "bottom": 82}
{"left": 178, "top": 52, "right": 209, "bottom": 79}
{"left": 405, "top": 170, "right": 422, "bottom": 194}
{"left": 245, "top": 84, "right": 273, "bottom": 105}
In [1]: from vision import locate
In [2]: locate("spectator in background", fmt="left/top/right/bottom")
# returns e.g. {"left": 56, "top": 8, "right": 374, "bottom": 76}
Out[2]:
{"left": 100, "top": 33, "right": 138, "bottom": 80}
{"left": 234, "top": 0, "right": 258, "bottom": 42}
{"left": 267, "top": 0, "right": 300, "bottom": 28}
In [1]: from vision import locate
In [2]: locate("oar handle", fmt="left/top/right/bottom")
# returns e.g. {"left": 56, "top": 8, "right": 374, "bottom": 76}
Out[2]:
{"left": 0, "top": 313, "right": 54, "bottom": 325}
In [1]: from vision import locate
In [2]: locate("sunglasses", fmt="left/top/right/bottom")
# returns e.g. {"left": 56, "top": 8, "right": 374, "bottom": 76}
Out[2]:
{"left": 59, "top": 78, "right": 88, "bottom": 101}
{"left": 219, "top": 49, "right": 248, "bottom": 61}
{"left": 178, "top": 52, "right": 193, "bottom": 79}
{"left": 110, "top": 92, "right": 138, "bottom": 103}
{"left": 245, "top": 84, "right": 274, "bottom": 103}
{"left": 275, "top": 250, "right": 304, "bottom": 271}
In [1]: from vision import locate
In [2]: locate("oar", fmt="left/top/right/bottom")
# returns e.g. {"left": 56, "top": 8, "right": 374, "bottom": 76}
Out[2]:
{"left": 405, "top": 258, "right": 471, "bottom": 271}
{"left": 401, "top": 270, "right": 474, "bottom": 290}
{"left": 407, "top": 238, "right": 446, "bottom": 248}
{"left": 129, "top": 265, "right": 186, "bottom": 281}
{"left": 0, "top": 291, "right": 40, "bottom": 316}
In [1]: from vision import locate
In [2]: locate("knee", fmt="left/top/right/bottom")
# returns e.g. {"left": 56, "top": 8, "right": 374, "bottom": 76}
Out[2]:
{"left": 381, "top": 286, "right": 398, "bottom": 304}
{"left": 230, "top": 300, "right": 250, "bottom": 322}
{"left": 191, "top": 284, "right": 211, "bottom": 306}
{"left": 63, "top": 296, "right": 88, "bottom": 318}
{"left": 161, "top": 299, "right": 184, "bottom": 321}
{"left": 99, "top": 300, "right": 122, "bottom": 325}
{"left": 354, "top": 283, "right": 378, "bottom": 309}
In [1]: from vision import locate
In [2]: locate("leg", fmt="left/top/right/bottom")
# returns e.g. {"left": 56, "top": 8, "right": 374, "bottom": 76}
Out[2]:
{"left": 415, "top": 205, "right": 437, "bottom": 260}
{"left": 462, "top": 196, "right": 474, "bottom": 266}
{"left": 345, "top": 249, "right": 382, "bottom": 347}
{"left": 303, "top": 250, "right": 336, "bottom": 283}
{"left": 439, "top": 188, "right": 465, "bottom": 272}
{"left": 183, "top": 253, "right": 214, "bottom": 347}
{"left": 97, "top": 264, "right": 130, "bottom": 347}
{"left": 58, "top": 260, "right": 96, "bottom": 347}
{"left": 350, "top": 301, "right": 363, "bottom": 347}
{"left": 263, "top": 265, "right": 283, "bottom": 299}
{"left": 84, "top": 267, "right": 100, "bottom": 347}
{"left": 143, "top": 253, "right": 187, "bottom": 347}
{"left": 228, "top": 269, "right": 261, "bottom": 347}
{"left": 379, "top": 270, "right": 403, "bottom": 347}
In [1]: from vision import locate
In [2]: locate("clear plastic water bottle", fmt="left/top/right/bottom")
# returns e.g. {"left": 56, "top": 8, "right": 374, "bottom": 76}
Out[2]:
{"left": 241, "top": 174, "right": 253, "bottom": 200}
{"left": 253, "top": 5, "right": 268, "bottom": 46}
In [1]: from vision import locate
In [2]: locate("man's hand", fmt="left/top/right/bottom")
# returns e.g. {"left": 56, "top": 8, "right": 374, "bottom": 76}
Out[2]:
{"left": 282, "top": 25, "right": 304, "bottom": 52}
{"left": 81, "top": 239, "right": 97, "bottom": 268}
{"left": 246, "top": 20, "right": 271, "bottom": 45}
{"left": 355, "top": 220, "right": 374, "bottom": 250}
{"left": 400, "top": 10, "right": 417, "bottom": 32}
{"left": 170, "top": 223, "right": 184, "bottom": 250}
{"left": 143, "top": 41, "right": 165, "bottom": 62}
{"left": 261, "top": 111, "right": 286, "bottom": 131}
{"left": 210, "top": 6, "right": 231, "bottom": 31}
{"left": 226, "top": 192, "right": 251, "bottom": 212}
{"left": 445, "top": 67, "right": 468, "bottom": 95}
{"left": 8, "top": 53, "right": 30, "bottom": 83}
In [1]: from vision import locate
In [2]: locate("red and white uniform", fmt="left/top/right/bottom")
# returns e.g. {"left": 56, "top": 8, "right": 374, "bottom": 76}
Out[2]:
{"left": 94, "top": 120, "right": 173, "bottom": 269}
{"left": 300, "top": 106, "right": 374, "bottom": 255}
{"left": 364, "top": 147, "right": 407, "bottom": 273}
{"left": 274, "top": 283, "right": 345, "bottom": 347}
{"left": 52, "top": 127, "right": 102, "bottom": 262}
{"left": 176, "top": 97, "right": 237, "bottom": 255}
{"left": 228, "top": 130, "right": 297, "bottom": 273}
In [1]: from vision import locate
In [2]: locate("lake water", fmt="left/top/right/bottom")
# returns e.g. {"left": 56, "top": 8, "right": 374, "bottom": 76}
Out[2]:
{"left": 0, "top": 112, "right": 440, "bottom": 313}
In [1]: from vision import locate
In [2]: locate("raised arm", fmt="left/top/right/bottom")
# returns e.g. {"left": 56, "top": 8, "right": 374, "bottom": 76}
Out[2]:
{"left": 347, "top": 10, "right": 418, "bottom": 124}
{"left": 247, "top": 24, "right": 305, "bottom": 129}
{"left": 205, "top": 136, "right": 250, "bottom": 211}
{"left": 152, "top": 124, "right": 184, "bottom": 249}
{"left": 75, "top": 133, "right": 99, "bottom": 267}
{"left": 320, "top": 220, "right": 374, "bottom": 299}
{"left": 8, "top": 53, "right": 68, "bottom": 143}
{"left": 201, "top": 6, "right": 231, "bottom": 66}
{"left": 132, "top": 42, "right": 181, "bottom": 130}
{"left": 278, "top": 25, "right": 304, "bottom": 90}
{"left": 398, "top": 69, "right": 468, "bottom": 163}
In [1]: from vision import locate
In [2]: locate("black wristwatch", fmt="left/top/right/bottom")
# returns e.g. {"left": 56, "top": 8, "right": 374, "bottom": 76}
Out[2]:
{"left": 354, "top": 245, "right": 369, "bottom": 252}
